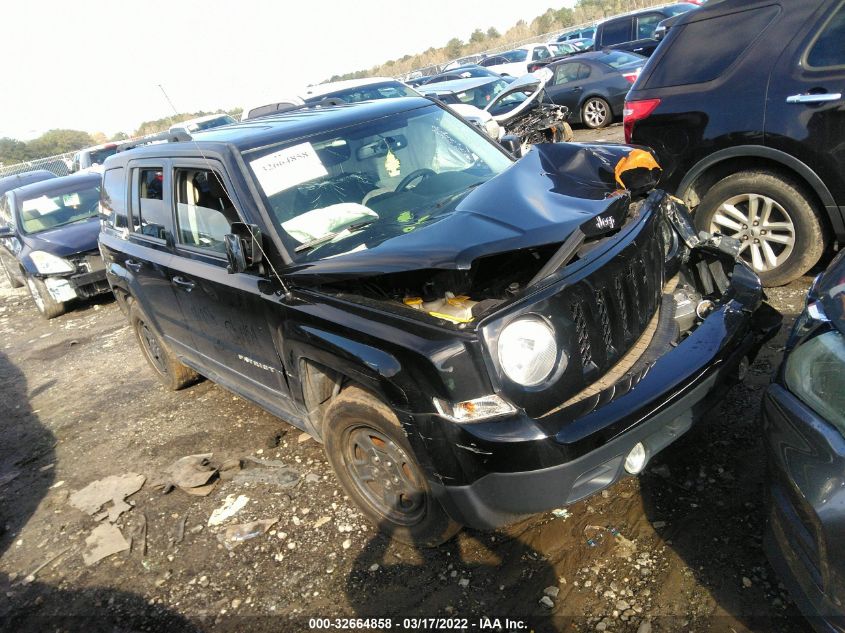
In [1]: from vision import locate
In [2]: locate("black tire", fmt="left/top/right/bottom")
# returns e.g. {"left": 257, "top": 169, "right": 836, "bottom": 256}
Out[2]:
{"left": 581, "top": 96, "right": 611, "bottom": 129}
{"left": 1, "top": 260, "right": 23, "bottom": 288}
{"left": 25, "top": 275, "right": 66, "bottom": 319}
{"left": 323, "top": 386, "right": 461, "bottom": 547}
{"left": 129, "top": 301, "right": 198, "bottom": 390}
{"left": 694, "top": 171, "right": 826, "bottom": 287}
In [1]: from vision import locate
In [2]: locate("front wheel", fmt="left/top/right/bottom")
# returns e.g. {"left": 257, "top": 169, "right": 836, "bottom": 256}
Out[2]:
{"left": 694, "top": 171, "right": 825, "bottom": 286}
{"left": 323, "top": 387, "right": 461, "bottom": 547}
{"left": 25, "top": 275, "right": 66, "bottom": 319}
{"left": 581, "top": 97, "right": 611, "bottom": 129}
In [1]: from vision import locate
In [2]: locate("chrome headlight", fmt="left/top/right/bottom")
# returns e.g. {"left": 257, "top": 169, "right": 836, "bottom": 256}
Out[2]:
{"left": 29, "top": 251, "right": 75, "bottom": 274}
{"left": 497, "top": 316, "right": 560, "bottom": 386}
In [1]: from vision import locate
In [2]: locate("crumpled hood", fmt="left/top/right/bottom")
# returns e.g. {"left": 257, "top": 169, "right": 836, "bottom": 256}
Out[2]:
{"left": 286, "top": 143, "right": 651, "bottom": 284}
{"left": 22, "top": 217, "right": 100, "bottom": 258}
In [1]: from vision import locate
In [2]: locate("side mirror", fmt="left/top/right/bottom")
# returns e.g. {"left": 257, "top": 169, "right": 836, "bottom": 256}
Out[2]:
{"left": 224, "top": 222, "right": 264, "bottom": 274}
{"left": 500, "top": 134, "right": 523, "bottom": 158}
{"left": 0, "top": 225, "right": 14, "bottom": 239}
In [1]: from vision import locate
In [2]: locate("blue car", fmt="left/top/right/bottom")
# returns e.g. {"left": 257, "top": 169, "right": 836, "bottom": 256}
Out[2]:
{"left": 764, "top": 250, "right": 845, "bottom": 632}
{"left": 0, "top": 173, "right": 110, "bottom": 318}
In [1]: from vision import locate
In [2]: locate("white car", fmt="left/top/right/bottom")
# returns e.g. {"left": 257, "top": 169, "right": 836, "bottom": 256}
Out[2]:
{"left": 422, "top": 69, "right": 570, "bottom": 152}
{"left": 168, "top": 114, "right": 237, "bottom": 141}
{"left": 240, "top": 78, "right": 418, "bottom": 121}
{"left": 240, "top": 77, "right": 506, "bottom": 144}
{"left": 478, "top": 43, "right": 556, "bottom": 76}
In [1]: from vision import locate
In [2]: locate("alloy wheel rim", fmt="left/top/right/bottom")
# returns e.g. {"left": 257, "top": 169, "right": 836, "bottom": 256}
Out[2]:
{"left": 709, "top": 193, "right": 796, "bottom": 273}
{"left": 342, "top": 425, "right": 425, "bottom": 526}
{"left": 584, "top": 99, "right": 607, "bottom": 127}
{"left": 139, "top": 322, "right": 168, "bottom": 375}
{"left": 26, "top": 279, "right": 45, "bottom": 313}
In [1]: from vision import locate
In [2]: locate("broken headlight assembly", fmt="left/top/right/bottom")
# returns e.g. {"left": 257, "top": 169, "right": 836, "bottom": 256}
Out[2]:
{"left": 29, "top": 250, "right": 75, "bottom": 275}
{"left": 497, "top": 316, "right": 563, "bottom": 387}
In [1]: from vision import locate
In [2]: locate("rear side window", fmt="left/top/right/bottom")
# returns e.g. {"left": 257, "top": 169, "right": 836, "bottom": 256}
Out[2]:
{"left": 807, "top": 4, "right": 845, "bottom": 68}
{"left": 554, "top": 63, "right": 591, "bottom": 85}
{"left": 533, "top": 47, "right": 551, "bottom": 60}
{"left": 645, "top": 5, "right": 780, "bottom": 88}
{"left": 174, "top": 168, "right": 240, "bottom": 253}
{"left": 636, "top": 14, "right": 663, "bottom": 39}
{"left": 133, "top": 168, "right": 169, "bottom": 239}
{"left": 101, "top": 167, "right": 127, "bottom": 229}
{"left": 600, "top": 18, "right": 633, "bottom": 46}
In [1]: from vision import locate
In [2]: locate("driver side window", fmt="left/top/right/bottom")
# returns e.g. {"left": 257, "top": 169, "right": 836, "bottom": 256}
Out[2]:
{"left": 174, "top": 168, "right": 241, "bottom": 253}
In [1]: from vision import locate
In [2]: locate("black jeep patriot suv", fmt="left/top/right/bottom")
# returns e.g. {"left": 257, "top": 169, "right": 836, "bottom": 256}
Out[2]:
{"left": 99, "top": 97, "right": 780, "bottom": 545}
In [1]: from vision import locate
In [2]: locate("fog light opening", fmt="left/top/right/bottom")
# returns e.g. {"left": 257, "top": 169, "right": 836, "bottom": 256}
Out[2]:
{"left": 624, "top": 442, "right": 648, "bottom": 475}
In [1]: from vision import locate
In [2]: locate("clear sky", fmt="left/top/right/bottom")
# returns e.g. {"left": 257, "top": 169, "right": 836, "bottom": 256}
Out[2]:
{"left": 1, "top": 0, "right": 575, "bottom": 140}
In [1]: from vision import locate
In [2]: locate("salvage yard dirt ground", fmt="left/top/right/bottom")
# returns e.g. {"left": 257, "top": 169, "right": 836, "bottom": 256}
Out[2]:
{"left": 0, "top": 126, "right": 821, "bottom": 633}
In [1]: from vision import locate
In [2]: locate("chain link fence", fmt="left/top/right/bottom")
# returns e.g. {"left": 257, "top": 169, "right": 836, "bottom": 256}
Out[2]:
{"left": 0, "top": 151, "right": 76, "bottom": 179}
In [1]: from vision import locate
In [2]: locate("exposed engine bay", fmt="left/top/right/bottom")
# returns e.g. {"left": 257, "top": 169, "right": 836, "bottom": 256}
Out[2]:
{"left": 506, "top": 102, "right": 570, "bottom": 147}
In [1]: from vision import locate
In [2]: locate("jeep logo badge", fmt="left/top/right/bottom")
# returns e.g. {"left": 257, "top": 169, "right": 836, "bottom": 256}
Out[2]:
{"left": 596, "top": 215, "right": 615, "bottom": 230}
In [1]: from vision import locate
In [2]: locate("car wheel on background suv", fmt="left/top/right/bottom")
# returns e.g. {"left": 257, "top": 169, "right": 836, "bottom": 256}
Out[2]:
{"left": 581, "top": 97, "right": 611, "bottom": 129}
{"left": 1, "top": 259, "right": 23, "bottom": 288}
{"left": 25, "top": 275, "right": 66, "bottom": 319}
{"left": 694, "top": 171, "right": 825, "bottom": 286}
{"left": 323, "top": 386, "right": 461, "bottom": 547}
{"left": 129, "top": 301, "right": 198, "bottom": 390}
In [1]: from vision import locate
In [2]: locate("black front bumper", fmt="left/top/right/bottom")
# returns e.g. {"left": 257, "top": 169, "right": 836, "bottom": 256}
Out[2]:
{"left": 68, "top": 269, "right": 110, "bottom": 299}
{"left": 423, "top": 265, "right": 781, "bottom": 530}
{"left": 763, "top": 384, "right": 845, "bottom": 633}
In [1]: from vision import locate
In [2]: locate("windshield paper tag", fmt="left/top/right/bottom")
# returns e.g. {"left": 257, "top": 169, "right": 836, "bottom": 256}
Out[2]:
{"left": 250, "top": 142, "right": 328, "bottom": 197}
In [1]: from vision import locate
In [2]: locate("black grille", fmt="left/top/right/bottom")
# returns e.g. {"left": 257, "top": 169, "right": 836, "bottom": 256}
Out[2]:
{"left": 595, "top": 290, "right": 614, "bottom": 353}
{"left": 566, "top": 222, "right": 665, "bottom": 381}
{"left": 571, "top": 300, "right": 593, "bottom": 370}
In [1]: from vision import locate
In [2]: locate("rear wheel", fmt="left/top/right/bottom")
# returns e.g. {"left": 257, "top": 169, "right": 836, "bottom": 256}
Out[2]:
{"left": 129, "top": 302, "right": 198, "bottom": 390}
{"left": 25, "top": 275, "right": 66, "bottom": 319}
{"left": 581, "top": 97, "right": 611, "bottom": 129}
{"left": 323, "top": 386, "right": 461, "bottom": 547}
{"left": 694, "top": 171, "right": 825, "bottom": 286}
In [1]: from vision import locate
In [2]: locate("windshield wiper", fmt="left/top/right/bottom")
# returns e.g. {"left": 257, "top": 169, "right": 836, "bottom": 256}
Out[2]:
{"left": 294, "top": 218, "right": 378, "bottom": 253}
{"left": 434, "top": 181, "right": 485, "bottom": 209}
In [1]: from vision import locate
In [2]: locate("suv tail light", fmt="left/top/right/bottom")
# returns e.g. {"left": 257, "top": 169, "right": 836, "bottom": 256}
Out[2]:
{"left": 623, "top": 98, "right": 661, "bottom": 143}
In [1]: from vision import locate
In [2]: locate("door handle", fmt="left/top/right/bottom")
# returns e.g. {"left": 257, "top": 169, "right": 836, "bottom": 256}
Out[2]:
{"left": 172, "top": 276, "right": 196, "bottom": 291}
{"left": 125, "top": 259, "right": 142, "bottom": 272}
{"left": 633, "top": 47, "right": 645, "bottom": 52}
{"left": 786, "top": 92, "right": 842, "bottom": 104}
